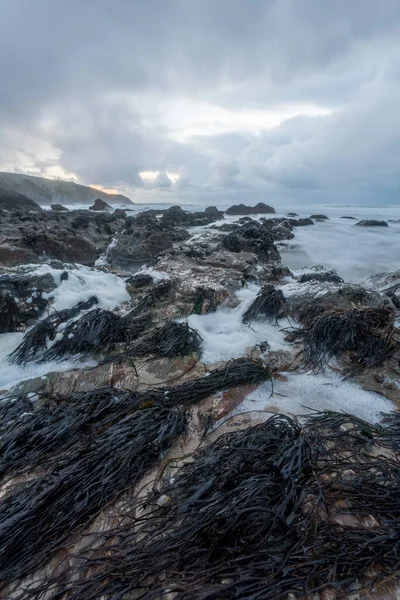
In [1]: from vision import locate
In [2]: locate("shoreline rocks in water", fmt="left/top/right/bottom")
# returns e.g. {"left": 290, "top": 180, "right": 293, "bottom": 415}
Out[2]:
{"left": 225, "top": 202, "right": 275, "bottom": 215}
{"left": 1, "top": 197, "right": 400, "bottom": 599}
{"left": 356, "top": 219, "right": 388, "bottom": 227}
{"left": 89, "top": 198, "right": 112, "bottom": 211}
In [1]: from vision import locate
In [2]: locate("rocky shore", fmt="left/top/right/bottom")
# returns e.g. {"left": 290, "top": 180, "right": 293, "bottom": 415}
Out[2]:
{"left": 1, "top": 196, "right": 400, "bottom": 599}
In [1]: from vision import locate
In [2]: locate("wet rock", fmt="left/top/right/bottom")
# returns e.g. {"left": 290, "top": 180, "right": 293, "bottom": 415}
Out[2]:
{"left": 109, "top": 230, "right": 173, "bottom": 268}
{"left": 340, "top": 216, "right": 356, "bottom": 219}
{"left": 20, "top": 230, "right": 97, "bottom": 265}
{"left": 160, "top": 205, "right": 222, "bottom": 228}
{"left": 310, "top": 214, "right": 329, "bottom": 220}
{"left": 0, "top": 244, "right": 37, "bottom": 266}
{"left": 271, "top": 221, "right": 295, "bottom": 241}
{"left": 0, "top": 271, "right": 55, "bottom": 329}
{"left": 220, "top": 220, "right": 280, "bottom": 262}
{"left": 365, "top": 271, "right": 400, "bottom": 309}
{"left": 50, "top": 204, "right": 68, "bottom": 212}
{"left": 126, "top": 273, "right": 154, "bottom": 294}
{"left": 0, "top": 291, "right": 19, "bottom": 333}
{"left": 356, "top": 220, "right": 388, "bottom": 227}
{"left": 288, "top": 217, "right": 314, "bottom": 227}
{"left": 204, "top": 206, "right": 224, "bottom": 219}
{"left": 89, "top": 198, "right": 112, "bottom": 211}
{"left": 113, "top": 208, "right": 127, "bottom": 218}
{"left": 225, "top": 202, "right": 275, "bottom": 215}
{"left": 0, "top": 188, "right": 42, "bottom": 212}
{"left": 286, "top": 212, "right": 298, "bottom": 217}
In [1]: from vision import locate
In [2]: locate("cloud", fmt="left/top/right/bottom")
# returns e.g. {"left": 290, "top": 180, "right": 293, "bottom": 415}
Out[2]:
{"left": 1, "top": 0, "right": 400, "bottom": 204}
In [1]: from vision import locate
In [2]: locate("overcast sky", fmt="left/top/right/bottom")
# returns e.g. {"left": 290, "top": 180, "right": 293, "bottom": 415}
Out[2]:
{"left": 1, "top": 0, "right": 400, "bottom": 205}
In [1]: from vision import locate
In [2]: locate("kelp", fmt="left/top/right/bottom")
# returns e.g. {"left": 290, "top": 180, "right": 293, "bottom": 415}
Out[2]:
{"left": 242, "top": 284, "right": 286, "bottom": 324}
{"left": 21, "top": 410, "right": 400, "bottom": 600}
{"left": 0, "top": 395, "right": 189, "bottom": 586}
{"left": 296, "top": 306, "right": 396, "bottom": 372}
{"left": 8, "top": 297, "right": 98, "bottom": 364}
{"left": 103, "top": 321, "right": 202, "bottom": 363}
{"left": 142, "top": 357, "right": 272, "bottom": 407}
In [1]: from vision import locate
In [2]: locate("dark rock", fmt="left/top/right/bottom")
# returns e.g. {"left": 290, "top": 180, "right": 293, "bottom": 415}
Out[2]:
{"left": 51, "top": 204, "right": 68, "bottom": 212}
{"left": 298, "top": 271, "right": 344, "bottom": 284}
{"left": 0, "top": 188, "right": 42, "bottom": 212}
{"left": 340, "top": 216, "right": 356, "bottom": 219}
{"left": 286, "top": 212, "right": 298, "bottom": 217}
{"left": 21, "top": 230, "right": 97, "bottom": 265}
{"left": 89, "top": 198, "right": 112, "bottom": 211}
{"left": 126, "top": 273, "right": 154, "bottom": 292}
{"left": 220, "top": 221, "right": 280, "bottom": 262}
{"left": 271, "top": 221, "right": 295, "bottom": 241}
{"left": 225, "top": 202, "right": 275, "bottom": 215}
{"left": 356, "top": 220, "right": 388, "bottom": 227}
{"left": 310, "top": 214, "right": 329, "bottom": 220}
{"left": 287, "top": 218, "right": 314, "bottom": 227}
{"left": 114, "top": 209, "right": 127, "bottom": 218}
{"left": 204, "top": 206, "right": 224, "bottom": 219}
{"left": 109, "top": 230, "right": 173, "bottom": 268}
{"left": 0, "top": 245, "right": 37, "bottom": 266}
{"left": 0, "top": 271, "right": 56, "bottom": 330}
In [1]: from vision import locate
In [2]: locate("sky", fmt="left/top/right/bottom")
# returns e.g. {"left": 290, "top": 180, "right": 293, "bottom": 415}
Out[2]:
{"left": 1, "top": 0, "right": 400, "bottom": 206}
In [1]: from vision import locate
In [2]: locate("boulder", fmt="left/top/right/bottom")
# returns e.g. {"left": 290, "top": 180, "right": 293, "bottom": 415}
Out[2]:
{"left": 220, "top": 221, "right": 280, "bottom": 262}
{"left": 51, "top": 204, "right": 68, "bottom": 212}
{"left": 286, "top": 212, "right": 298, "bottom": 217}
{"left": 0, "top": 271, "right": 56, "bottom": 330}
{"left": 204, "top": 206, "right": 224, "bottom": 219}
{"left": 0, "top": 188, "right": 42, "bottom": 212}
{"left": 89, "top": 198, "right": 112, "bottom": 211}
{"left": 114, "top": 209, "right": 127, "bottom": 218}
{"left": 21, "top": 230, "right": 97, "bottom": 265}
{"left": 340, "top": 216, "right": 356, "bottom": 219}
{"left": 287, "top": 218, "right": 314, "bottom": 227}
{"left": 225, "top": 202, "right": 275, "bottom": 215}
{"left": 356, "top": 220, "right": 388, "bottom": 227}
{"left": 0, "top": 244, "right": 37, "bottom": 266}
{"left": 109, "top": 231, "right": 173, "bottom": 268}
{"left": 310, "top": 214, "right": 329, "bottom": 220}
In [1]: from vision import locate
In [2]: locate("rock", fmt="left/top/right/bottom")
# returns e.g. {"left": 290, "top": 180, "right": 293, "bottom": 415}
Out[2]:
{"left": 225, "top": 202, "right": 275, "bottom": 215}
{"left": 286, "top": 212, "right": 298, "bottom": 217}
{"left": 109, "top": 231, "right": 173, "bottom": 268}
{"left": 126, "top": 273, "right": 154, "bottom": 294}
{"left": 0, "top": 244, "right": 37, "bottom": 266}
{"left": 340, "top": 216, "right": 356, "bottom": 219}
{"left": 0, "top": 271, "right": 56, "bottom": 330}
{"left": 271, "top": 221, "right": 295, "bottom": 241}
{"left": 89, "top": 198, "right": 112, "bottom": 211}
{"left": 287, "top": 217, "right": 314, "bottom": 227}
{"left": 356, "top": 220, "right": 388, "bottom": 227}
{"left": 113, "top": 208, "right": 127, "bottom": 218}
{"left": 220, "top": 220, "right": 280, "bottom": 262}
{"left": 310, "top": 214, "right": 329, "bottom": 220}
{"left": 204, "top": 206, "right": 224, "bottom": 219}
{"left": 21, "top": 230, "right": 97, "bottom": 265}
{"left": 0, "top": 188, "right": 42, "bottom": 212}
{"left": 50, "top": 204, "right": 68, "bottom": 212}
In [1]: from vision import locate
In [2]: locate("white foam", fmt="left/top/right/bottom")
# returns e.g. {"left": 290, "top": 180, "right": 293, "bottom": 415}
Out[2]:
{"left": 184, "top": 284, "right": 288, "bottom": 364}
{"left": 0, "top": 333, "right": 95, "bottom": 395}
{"left": 236, "top": 370, "right": 394, "bottom": 424}
{"left": 43, "top": 265, "right": 130, "bottom": 311}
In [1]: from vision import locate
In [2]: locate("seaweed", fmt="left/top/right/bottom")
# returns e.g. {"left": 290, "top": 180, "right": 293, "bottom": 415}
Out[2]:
{"left": 0, "top": 396, "right": 189, "bottom": 586}
{"left": 103, "top": 321, "right": 202, "bottom": 363}
{"left": 23, "top": 411, "right": 400, "bottom": 600}
{"left": 142, "top": 357, "right": 272, "bottom": 407}
{"left": 242, "top": 284, "right": 286, "bottom": 324}
{"left": 8, "top": 297, "right": 98, "bottom": 364}
{"left": 296, "top": 306, "right": 396, "bottom": 372}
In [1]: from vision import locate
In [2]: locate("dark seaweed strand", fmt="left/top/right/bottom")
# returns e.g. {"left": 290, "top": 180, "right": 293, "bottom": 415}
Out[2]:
{"left": 0, "top": 400, "right": 189, "bottom": 587}
{"left": 8, "top": 297, "right": 98, "bottom": 364}
{"left": 297, "top": 306, "right": 396, "bottom": 372}
{"left": 0, "top": 359, "right": 271, "bottom": 482}
{"left": 21, "top": 411, "right": 400, "bottom": 600}
{"left": 242, "top": 284, "right": 286, "bottom": 325}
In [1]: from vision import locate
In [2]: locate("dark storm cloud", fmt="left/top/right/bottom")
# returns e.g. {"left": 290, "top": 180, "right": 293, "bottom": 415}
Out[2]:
{"left": 1, "top": 0, "right": 400, "bottom": 203}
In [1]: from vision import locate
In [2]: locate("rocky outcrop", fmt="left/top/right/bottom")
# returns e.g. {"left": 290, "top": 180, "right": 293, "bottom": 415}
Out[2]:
{"left": 0, "top": 188, "right": 42, "bottom": 212}
{"left": 310, "top": 214, "right": 328, "bottom": 220}
{"left": 50, "top": 204, "right": 68, "bottom": 211}
{"left": 220, "top": 220, "right": 280, "bottom": 262}
{"left": 0, "top": 172, "right": 133, "bottom": 206}
{"left": 89, "top": 198, "right": 112, "bottom": 211}
{"left": 225, "top": 202, "right": 275, "bottom": 215}
{"left": 356, "top": 220, "right": 388, "bottom": 227}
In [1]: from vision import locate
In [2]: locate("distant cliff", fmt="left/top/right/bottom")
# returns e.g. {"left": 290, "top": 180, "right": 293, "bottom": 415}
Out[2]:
{"left": 0, "top": 173, "right": 133, "bottom": 206}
